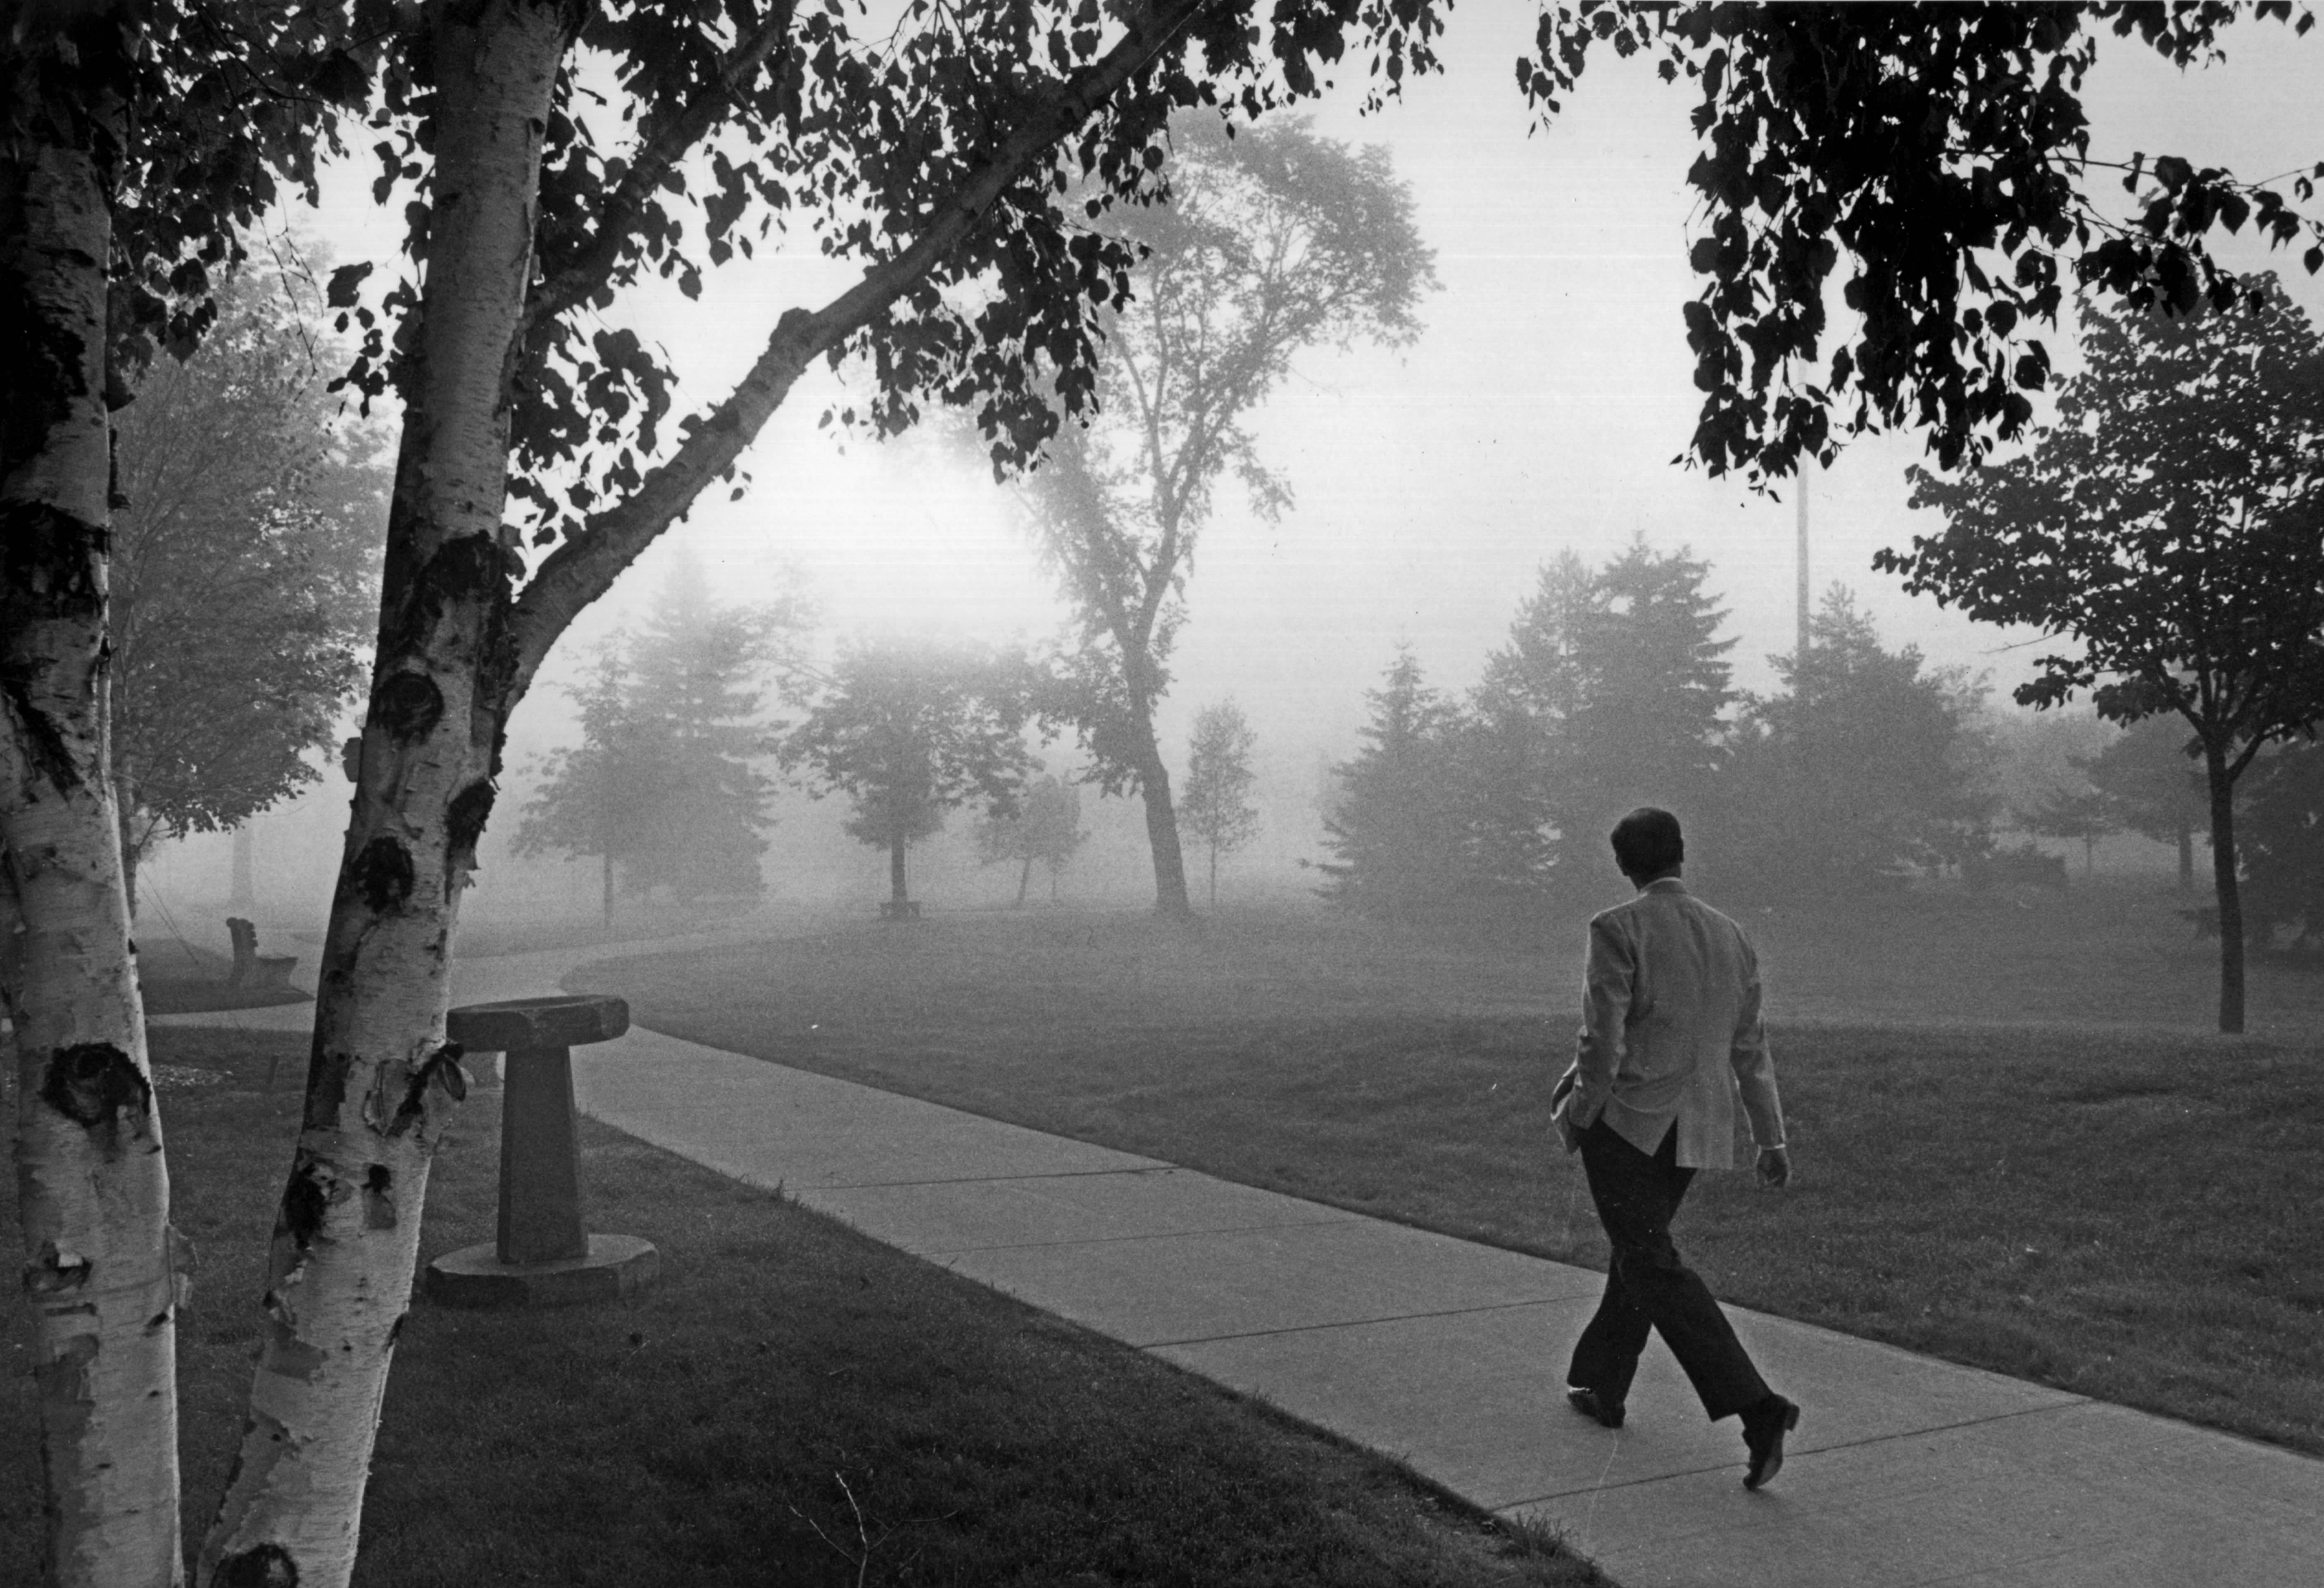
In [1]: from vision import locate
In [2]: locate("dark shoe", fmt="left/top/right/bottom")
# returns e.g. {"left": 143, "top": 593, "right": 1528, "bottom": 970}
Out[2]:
{"left": 1565, "top": 1385, "right": 1625, "bottom": 1429}
{"left": 1741, "top": 1394, "right": 1799, "bottom": 1490}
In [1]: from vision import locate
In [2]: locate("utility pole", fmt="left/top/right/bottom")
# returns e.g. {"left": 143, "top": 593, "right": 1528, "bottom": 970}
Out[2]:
{"left": 1795, "top": 457, "right": 1811, "bottom": 665}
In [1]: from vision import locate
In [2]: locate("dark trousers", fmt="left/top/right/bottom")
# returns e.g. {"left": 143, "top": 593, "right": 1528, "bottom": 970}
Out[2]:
{"left": 1566, "top": 1118, "right": 1770, "bottom": 1422}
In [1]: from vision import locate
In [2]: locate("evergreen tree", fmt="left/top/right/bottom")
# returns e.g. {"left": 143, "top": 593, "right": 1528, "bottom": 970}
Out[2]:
{"left": 622, "top": 557, "right": 805, "bottom": 902}
{"left": 1180, "top": 700, "right": 1262, "bottom": 909}
{"left": 516, "top": 558, "right": 804, "bottom": 917}
{"left": 1561, "top": 538, "right": 1736, "bottom": 842}
{"left": 1467, "top": 551, "right": 1592, "bottom": 896}
{"left": 1468, "top": 539, "right": 1734, "bottom": 893}
{"left": 974, "top": 773, "right": 1087, "bottom": 905}
{"left": 1318, "top": 648, "right": 1470, "bottom": 919}
{"left": 1715, "top": 588, "right": 1996, "bottom": 896}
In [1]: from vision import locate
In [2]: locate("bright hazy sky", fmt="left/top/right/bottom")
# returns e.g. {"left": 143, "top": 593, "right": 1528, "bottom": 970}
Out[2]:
{"left": 300, "top": 10, "right": 2324, "bottom": 786}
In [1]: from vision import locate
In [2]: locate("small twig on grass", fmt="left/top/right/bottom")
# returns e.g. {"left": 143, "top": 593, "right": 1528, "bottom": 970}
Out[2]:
{"left": 785, "top": 1471, "right": 959, "bottom": 1588}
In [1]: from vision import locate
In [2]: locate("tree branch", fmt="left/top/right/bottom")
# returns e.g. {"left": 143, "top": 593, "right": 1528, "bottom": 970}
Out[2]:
{"left": 507, "top": 0, "right": 1220, "bottom": 704}
{"left": 521, "top": 2, "right": 801, "bottom": 340}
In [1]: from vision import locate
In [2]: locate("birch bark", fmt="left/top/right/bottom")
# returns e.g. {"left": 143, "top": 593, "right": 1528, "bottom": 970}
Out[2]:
{"left": 196, "top": 4, "right": 572, "bottom": 1583}
{"left": 1, "top": 32, "right": 188, "bottom": 1588}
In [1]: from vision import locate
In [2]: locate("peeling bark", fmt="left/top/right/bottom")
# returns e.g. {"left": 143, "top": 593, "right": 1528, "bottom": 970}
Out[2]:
{"left": 2, "top": 28, "right": 186, "bottom": 1588}
{"left": 195, "top": 5, "right": 573, "bottom": 1585}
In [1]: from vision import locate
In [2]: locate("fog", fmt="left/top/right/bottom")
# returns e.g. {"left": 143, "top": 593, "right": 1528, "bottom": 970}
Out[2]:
{"left": 140, "top": 10, "right": 2324, "bottom": 946}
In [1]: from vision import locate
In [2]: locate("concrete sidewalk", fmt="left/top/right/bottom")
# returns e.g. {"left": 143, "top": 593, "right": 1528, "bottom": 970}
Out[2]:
{"left": 163, "top": 943, "right": 2324, "bottom": 1588}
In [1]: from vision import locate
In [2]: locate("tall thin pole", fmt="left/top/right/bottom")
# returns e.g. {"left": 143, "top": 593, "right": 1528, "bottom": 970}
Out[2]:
{"left": 1795, "top": 458, "right": 1811, "bottom": 664}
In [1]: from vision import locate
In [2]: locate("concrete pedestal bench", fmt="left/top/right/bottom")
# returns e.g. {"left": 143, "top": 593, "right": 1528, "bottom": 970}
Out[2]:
{"left": 423, "top": 993, "right": 659, "bottom": 1308}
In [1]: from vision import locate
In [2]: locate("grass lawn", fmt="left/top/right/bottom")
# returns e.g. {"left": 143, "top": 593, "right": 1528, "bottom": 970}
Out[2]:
{"left": 1, "top": 1026, "right": 1601, "bottom": 1587}
{"left": 571, "top": 889, "right": 2324, "bottom": 1459}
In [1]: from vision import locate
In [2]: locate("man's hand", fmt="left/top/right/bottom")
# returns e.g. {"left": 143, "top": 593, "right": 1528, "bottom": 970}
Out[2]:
{"left": 1756, "top": 1146, "right": 1791, "bottom": 1189}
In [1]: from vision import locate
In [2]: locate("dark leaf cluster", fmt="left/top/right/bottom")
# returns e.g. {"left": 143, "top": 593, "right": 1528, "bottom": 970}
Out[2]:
{"left": 1520, "top": 2, "right": 2323, "bottom": 483}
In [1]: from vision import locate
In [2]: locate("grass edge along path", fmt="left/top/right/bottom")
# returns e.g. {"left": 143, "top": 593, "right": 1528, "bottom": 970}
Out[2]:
{"left": 0, "top": 1026, "right": 1607, "bottom": 1588}
{"left": 569, "top": 908, "right": 2324, "bottom": 1463}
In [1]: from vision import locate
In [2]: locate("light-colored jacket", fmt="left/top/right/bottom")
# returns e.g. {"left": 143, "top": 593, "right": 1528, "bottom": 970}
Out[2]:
{"left": 1552, "top": 877, "right": 1784, "bottom": 1170}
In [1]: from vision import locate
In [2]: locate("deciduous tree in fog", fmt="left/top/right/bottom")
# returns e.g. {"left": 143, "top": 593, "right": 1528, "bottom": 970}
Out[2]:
{"left": 2018, "top": 782, "right": 2115, "bottom": 876}
{"left": 109, "top": 269, "right": 386, "bottom": 915}
{"left": 785, "top": 638, "right": 1037, "bottom": 915}
{"left": 975, "top": 772, "right": 1087, "bottom": 907}
{"left": 1180, "top": 699, "right": 1261, "bottom": 908}
{"left": 1896, "top": 280, "right": 2324, "bottom": 1033}
{"left": 2083, "top": 716, "right": 2206, "bottom": 891}
{"left": 1020, "top": 114, "right": 1433, "bottom": 918}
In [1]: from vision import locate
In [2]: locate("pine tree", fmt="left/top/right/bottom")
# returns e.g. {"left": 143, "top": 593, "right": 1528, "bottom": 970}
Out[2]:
{"left": 1716, "top": 588, "right": 1997, "bottom": 896}
{"left": 621, "top": 557, "right": 804, "bottom": 902}
{"left": 1468, "top": 540, "right": 1734, "bottom": 894}
{"left": 1318, "top": 648, "right": 1469, "bottom": 918}
{"left": 516, "top": 558, "right": 803, "bottom": 917}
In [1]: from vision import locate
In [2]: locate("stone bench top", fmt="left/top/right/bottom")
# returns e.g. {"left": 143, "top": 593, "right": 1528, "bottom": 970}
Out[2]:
{"left": 447, "top": 994, "right": 629, "bottom": 1052}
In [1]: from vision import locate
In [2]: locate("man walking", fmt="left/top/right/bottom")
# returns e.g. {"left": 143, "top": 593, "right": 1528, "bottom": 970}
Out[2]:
{"left": 1551, "top": 807, "right": 1800, "bottom": 1489}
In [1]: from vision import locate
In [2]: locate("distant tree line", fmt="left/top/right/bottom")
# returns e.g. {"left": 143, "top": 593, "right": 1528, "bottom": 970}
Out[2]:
{"left": 1318, "top": 543, "right": 1998, "bottom": 917}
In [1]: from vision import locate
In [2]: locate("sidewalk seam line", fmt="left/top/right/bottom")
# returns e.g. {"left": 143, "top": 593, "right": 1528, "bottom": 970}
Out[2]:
{"left": 1491, "top": 1396, "right": 2095, "bottom": 1509}
{"left": 898, "top": 1215, "right": 1373, "bottom": 1256}
{"left": 794, "top": 1164, "right": 1182, "bottom": 1188}
{"left": 1142, "top": 1295, "right": 1574, "bottom": 1350}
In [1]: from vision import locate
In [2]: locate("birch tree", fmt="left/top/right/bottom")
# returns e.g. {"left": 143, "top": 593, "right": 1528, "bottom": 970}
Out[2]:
{"left": 2, "top": 10, "right": 359, "bottom": 1586}
{"left": 1020, "top": 112, "right": 1432, "bottom": 915}
{"left": 179, "top": 7, "right": 1451, "bottom": 1586}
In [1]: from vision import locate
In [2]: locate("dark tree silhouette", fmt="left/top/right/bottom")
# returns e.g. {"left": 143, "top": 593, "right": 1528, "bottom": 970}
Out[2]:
{"left": 1021, "top": 113, "right": 1434, "bottom": 917}
{"left": 1896, "top": 280, "right": 2324, "bottom": 1032}
{"left": 1525, "top": 4, "right": 2324, "bottom": 482}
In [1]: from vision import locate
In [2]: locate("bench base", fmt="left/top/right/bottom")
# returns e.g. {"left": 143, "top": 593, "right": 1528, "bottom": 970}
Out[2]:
{"left": 423, "top": 1233, "right": 658, "bottom": 1309}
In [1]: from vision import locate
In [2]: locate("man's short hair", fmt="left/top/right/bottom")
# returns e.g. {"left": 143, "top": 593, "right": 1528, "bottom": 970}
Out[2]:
{"left": 1610, "top": 807, "right": 1684, "bottom": 878}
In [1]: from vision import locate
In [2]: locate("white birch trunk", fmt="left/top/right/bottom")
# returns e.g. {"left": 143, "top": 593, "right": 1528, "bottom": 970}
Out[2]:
{"left": 196, "top": 6, "right": 571, "bottom": 1584}
{"left": 1, "top": 42, "right": 188, "bottom": 1588}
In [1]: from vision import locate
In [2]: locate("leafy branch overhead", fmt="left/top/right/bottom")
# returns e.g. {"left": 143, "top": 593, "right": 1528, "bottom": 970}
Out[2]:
{"left": 328, "top": 0, "right": 1451, "bottom": 566}
{"left": 1522, "top": 1, "right": 2324, "bottom": 482}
